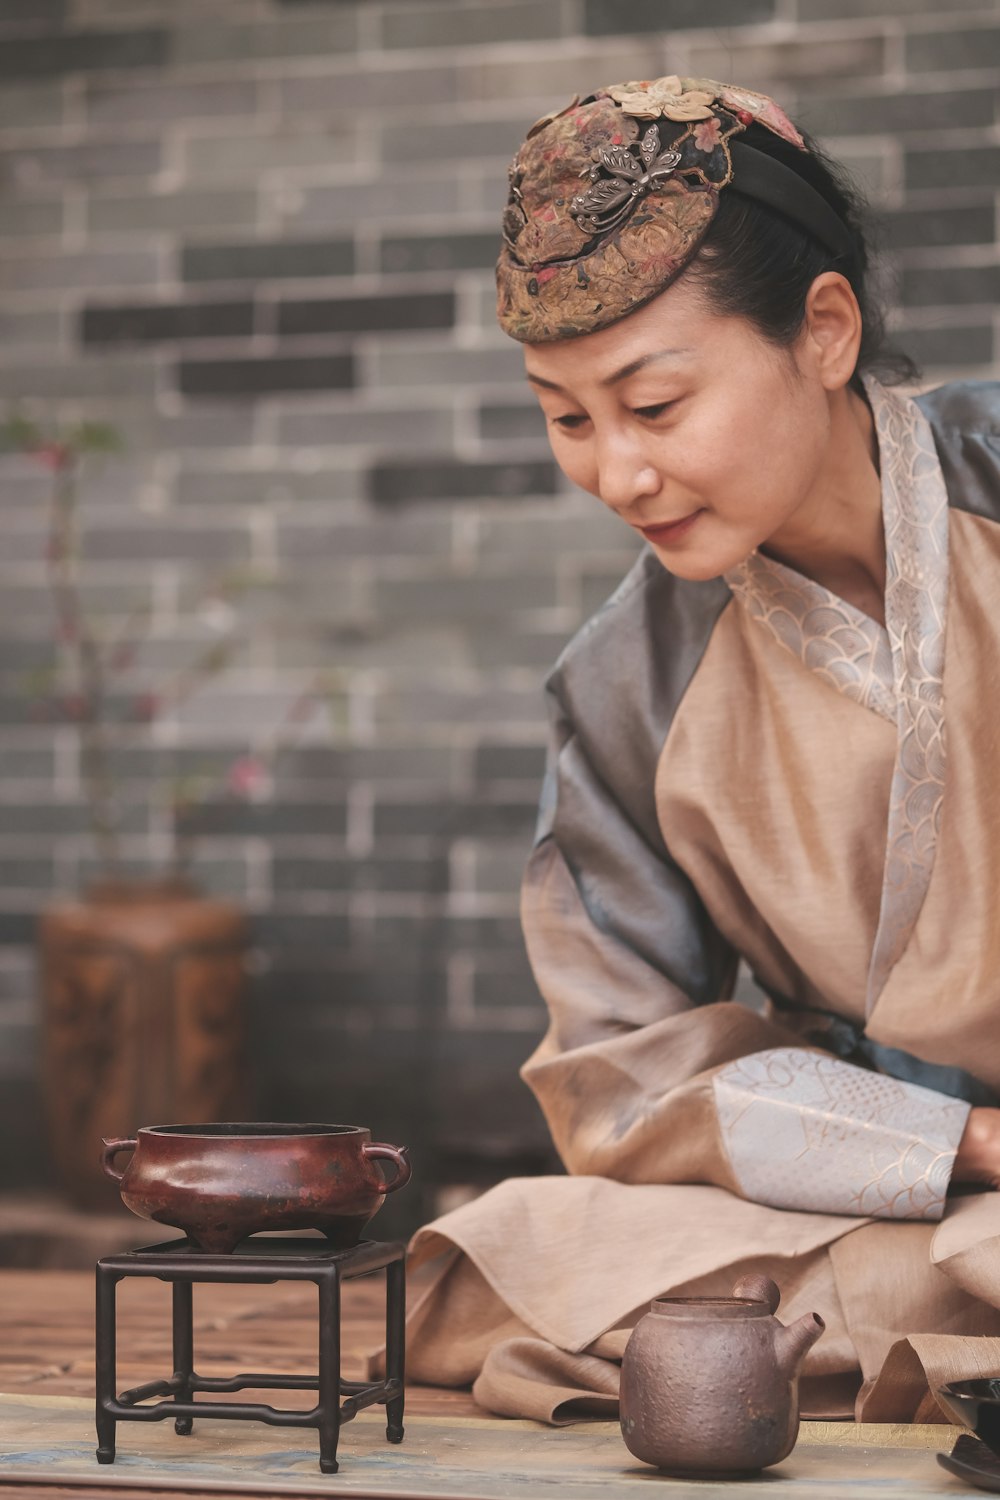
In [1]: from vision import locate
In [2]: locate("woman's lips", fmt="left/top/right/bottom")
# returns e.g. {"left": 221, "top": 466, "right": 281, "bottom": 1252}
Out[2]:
{"left": 638, "top": 509, "right": 703, "bottom": 545}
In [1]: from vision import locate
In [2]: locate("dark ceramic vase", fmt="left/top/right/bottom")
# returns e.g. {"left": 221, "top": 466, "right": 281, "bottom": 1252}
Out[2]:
{"left": 42, "top": 881, "right": 247, "bottom": 1209}
{"left": 101, "top": 1122, "right": 411, "bottom": 1253}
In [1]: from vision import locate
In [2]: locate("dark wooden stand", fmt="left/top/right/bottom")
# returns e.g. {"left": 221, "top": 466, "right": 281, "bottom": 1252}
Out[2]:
{"left": 95, "top": 1236, "right": 405, "bottom": 1474}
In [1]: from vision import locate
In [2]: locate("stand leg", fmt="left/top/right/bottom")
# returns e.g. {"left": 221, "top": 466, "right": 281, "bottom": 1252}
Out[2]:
{"left": 385, "top": 1255, "right": 405, "bottom": 1443}
{"left": 172, "top": 1279, "right": 194, "bottom": 1434}
{"left": 317, "top": 1270, "right": 341, "bottom": 1474}
{"left": 95, "top": 1265, "right": 118, "bottom": 1464}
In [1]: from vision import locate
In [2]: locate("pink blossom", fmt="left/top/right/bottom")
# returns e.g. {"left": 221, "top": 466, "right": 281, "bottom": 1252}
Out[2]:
{"left": 226, "top": 756, "right": 272, "bottom": 802}
{"left": 693, "top": 117, "right": 722, "bottom": 153}
{"left": 34, "top": 444, "right": 71, "bottom": 472}
{"left": 132, "top": 692, "right": 160, "bottom": 723}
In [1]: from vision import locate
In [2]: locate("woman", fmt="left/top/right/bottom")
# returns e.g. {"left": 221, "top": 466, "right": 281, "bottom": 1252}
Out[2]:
{"left": 402, "top": 75, "right": 1000, "bottom": 1424}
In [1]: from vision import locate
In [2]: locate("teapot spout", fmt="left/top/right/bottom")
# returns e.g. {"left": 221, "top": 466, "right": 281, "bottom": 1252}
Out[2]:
{"left": 775, "top": 1312, "right": 825, "bottom": 1380}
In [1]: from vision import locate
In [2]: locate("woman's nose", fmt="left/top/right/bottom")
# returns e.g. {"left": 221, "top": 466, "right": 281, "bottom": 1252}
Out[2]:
{"left": 595, "top": 431, "right": 661, "bottom": 514}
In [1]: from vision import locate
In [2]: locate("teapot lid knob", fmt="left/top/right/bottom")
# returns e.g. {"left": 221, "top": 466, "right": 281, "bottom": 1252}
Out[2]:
{"left": 732, "top": 1273, "right": 780, "bottom": 1313}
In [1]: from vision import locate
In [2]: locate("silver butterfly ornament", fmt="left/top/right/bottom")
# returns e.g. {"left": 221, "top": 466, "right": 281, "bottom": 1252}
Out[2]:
{"left": 570, "top": 125, "right": 682, "bottom": 235}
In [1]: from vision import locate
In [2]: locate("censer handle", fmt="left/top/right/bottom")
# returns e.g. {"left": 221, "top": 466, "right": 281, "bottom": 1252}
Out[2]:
{"left": 100, "top": 1136, "right": 137, "bottom": 1182}
{"left": 364, "top": 1142, "right": 412, "bottom": 1193}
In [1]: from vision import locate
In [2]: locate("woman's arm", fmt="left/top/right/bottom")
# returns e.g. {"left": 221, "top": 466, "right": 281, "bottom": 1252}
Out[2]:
{"left": 523, "top": 676, "right": 971, "bottom": 1222}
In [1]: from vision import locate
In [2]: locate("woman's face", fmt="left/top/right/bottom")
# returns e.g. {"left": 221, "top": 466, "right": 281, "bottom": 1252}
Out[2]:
{"left": 523, "top": 274, "right": 838, "bottom": 581}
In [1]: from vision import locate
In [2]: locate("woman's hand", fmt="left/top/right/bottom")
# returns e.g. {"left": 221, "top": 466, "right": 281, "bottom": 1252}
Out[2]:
{"left": 953, "top": 1108, "right": 1000, "bottom": 1188}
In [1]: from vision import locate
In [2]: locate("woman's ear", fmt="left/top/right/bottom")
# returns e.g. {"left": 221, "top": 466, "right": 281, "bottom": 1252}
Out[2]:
{"left": 801, "top": 272, "right": 863, "bottom": 392}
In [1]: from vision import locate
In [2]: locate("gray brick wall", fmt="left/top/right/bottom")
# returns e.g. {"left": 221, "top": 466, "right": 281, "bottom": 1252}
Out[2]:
{"left": 1, "top": 0, "right": 998, "bottom": 1220}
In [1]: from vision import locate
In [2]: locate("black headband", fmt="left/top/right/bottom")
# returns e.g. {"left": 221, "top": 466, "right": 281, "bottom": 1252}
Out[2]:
{"left": 729, "top": 141, "right": 856, "bottom": 261}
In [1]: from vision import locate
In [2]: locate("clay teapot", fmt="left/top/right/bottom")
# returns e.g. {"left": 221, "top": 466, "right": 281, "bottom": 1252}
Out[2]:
{"left": 101, "top": 1123, "right": 411, "bottom": 1254}
{"left": 619, "top": 1273, "right": 824, "bottom": 1477}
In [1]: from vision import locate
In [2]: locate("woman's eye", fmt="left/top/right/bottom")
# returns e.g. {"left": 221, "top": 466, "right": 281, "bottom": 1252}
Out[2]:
{"left": 551, "top": 413, "right": 588, "bottom": 430}
{"left": 635, "top": 402, "right": 672, "bottom": 419}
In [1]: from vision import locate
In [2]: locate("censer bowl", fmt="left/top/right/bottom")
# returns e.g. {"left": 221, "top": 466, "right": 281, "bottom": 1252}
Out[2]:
{"left": 101, "top": 1122, "right": 411, "bottom": 1254}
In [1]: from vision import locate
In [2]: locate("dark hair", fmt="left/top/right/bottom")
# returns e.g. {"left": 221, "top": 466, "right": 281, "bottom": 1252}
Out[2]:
{"left": 686, "top": 122, "right": 917, "bottom": 388}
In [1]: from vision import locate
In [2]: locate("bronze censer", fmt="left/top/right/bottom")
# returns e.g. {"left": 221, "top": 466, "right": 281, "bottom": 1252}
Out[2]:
{"left": 102, "top": 1122, "right": 412, "bottom": 1253}
{"left": 95, "top": 1122, "right": 412, "bottom": 1474}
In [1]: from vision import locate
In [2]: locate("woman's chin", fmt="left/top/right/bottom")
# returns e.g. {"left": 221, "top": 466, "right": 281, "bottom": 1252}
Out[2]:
{"left": 649, "top": 543, "right": 747, "bottom": 584}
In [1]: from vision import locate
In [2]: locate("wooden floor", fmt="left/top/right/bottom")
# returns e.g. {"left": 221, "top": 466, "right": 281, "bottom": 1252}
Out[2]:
{"left": 0, "top": 1262, "right": 479, "bottom": 1499}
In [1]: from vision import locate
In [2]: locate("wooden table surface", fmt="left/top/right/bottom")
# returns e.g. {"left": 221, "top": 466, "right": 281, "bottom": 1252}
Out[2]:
{"left": 0, "top": 1263, "right": 479, "bottom": 1499}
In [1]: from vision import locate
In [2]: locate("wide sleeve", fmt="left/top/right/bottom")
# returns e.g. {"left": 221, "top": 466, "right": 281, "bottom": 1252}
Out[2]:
{"left": 520, "top": 679, "right": 970, "bottom": 1223}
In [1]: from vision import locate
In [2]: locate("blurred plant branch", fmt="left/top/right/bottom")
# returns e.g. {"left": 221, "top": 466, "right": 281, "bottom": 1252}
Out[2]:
{"left": 1, "top": 410, "right": 336, "bottom": 884}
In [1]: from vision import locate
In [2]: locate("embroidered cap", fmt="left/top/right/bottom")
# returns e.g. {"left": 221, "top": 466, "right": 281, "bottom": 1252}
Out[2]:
{"left": 496, "top": 75, "right": 855, "bottom": 344}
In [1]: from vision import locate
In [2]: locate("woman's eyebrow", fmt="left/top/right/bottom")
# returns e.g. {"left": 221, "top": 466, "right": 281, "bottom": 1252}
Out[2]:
{"left": 525, "top": 348, "right": 692, "bottom": 393}
{"left": 602, "top": 348, "right": 692, "bottom": 385}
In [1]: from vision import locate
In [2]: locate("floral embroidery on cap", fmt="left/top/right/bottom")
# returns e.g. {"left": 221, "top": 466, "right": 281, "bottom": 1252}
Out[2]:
{"left": 606, "top": 75, "right": 716, "bottom": 122}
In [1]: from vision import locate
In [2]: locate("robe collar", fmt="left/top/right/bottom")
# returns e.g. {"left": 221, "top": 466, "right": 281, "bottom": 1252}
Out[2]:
{"left": 725, "top": 375, "right": 950, "bottom": 1017}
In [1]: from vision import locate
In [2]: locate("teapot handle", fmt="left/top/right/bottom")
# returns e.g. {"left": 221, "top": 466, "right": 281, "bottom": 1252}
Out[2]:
{"left": 364, "top": 1142, "right": 411, "bottom": 1194}
{"left": 733, "top": 1273, "right": 780, "bottom": 1313}
{"left": 100, "top": 1136, "right": 137, "bottom": 1182}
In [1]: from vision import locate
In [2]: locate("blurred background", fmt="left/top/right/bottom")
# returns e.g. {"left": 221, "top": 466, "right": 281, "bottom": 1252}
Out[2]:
{"left": 0, "top": 0, "right": 997, "bottom": 1262}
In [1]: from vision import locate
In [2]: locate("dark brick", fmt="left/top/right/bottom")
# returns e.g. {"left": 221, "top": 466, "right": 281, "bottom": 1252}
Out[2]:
{"left": 381, "top": 1, "right": 564, "bottom": 49}
{"left": 0, "top": 743, "right": 55, "bottom": 779}
{"left": 171, "top": 13, "right": 357, "bottom": 67}
{"left": 0, "top": 802, "right": 91, "bottom": 835}
{"left": 799, "top": 0, "right": 994, "bottom": 13}
{"left": 0, "top": 200, "right": 63, "bottom": 238}
{"left": 802, "top": 88, "right": 996, "bottom": 138}
{"left": 252, "top": 910, "right": 350, "bottom": 952}
{"left": 471, "top": 947, "right": 541, "bottom": 1001}
{"left": 0, "top": 140, "right": 161, "bottom": 187}
{"left": 277, "top": 291, "right": 455, "bottom": 338}
{"left": 178, "top": 353, "right": 354, "bottom": 398}
{"left": 85, "top": 77, "right": 258, "bottom": 128}
{"left": 372, "top": 569, "right": 555, "bottom": 623}
{"left": 275, "top": 744, "right": 453, "bottom": 783}
{"left": 0, "top": 29, "right": 167, "bottom": 79}
{"left": 689, "top": 35, "right": 884, "bottom": 83}
{"left": 379, "top": 232, "right": 497, "bottom": 275}
{"left": 0, "top": 910, "right": 37, "bottom": 946}
{"left": 902, "top": 265, "right": 1000, "bottom": 306}
{"left": 906, "top": 26, "right": 1000, "bottom": 72}
{"left": 905, "top": 145, "right": 1000, "bottom": 192}
{"left": 474, "top": 744, "right": 547, "bottom": 783}
{"left": 894, "top": 324, "right": 994, "bottom": 368}
{"left": 81, "top": 301, "right": 255, "bottom": 346}
{"left": 881, "top": 203, "right": 996, "bottom": 252}
{"left": 88, "top": 188, "right": 258, "bottom": 237}
{"left": 273, "top": 853, "right": 451, "bottom": 896}
{"left": 584, "top": 0, "right": 773, "bottom": 33}
{"left": 0, "top": 0, "right": 66, "bottom": 26}
{"left": 181, "top": 238, "right": 354, "bottom": 283}
{"left": 0, "top": 858, "right": 53, "bottom": 891}
{"left": 275, "top": 405, "right": 454, "bottom": 451}
{"left": 176, "top": 798, "right": 347, "bottom": 839}
{"left": 381, "top": 117, "right": 525, "bottom": 166}
{"left": 372, "top": 796, "right": 537, "bottom": 840}
{"left": 0, "top": 82, "right": 64, "bottom": 130}
{"left": 369, "top": 457, "right": 558, "bottom": 505}
{"left": 479, "top": 402, "right": 546, "bottom": 442}
{"left": 276, "top": 62, "right": 457, "bottom": 114}
{"left": 80, "top": 517, "right": 249, "bottom": 563}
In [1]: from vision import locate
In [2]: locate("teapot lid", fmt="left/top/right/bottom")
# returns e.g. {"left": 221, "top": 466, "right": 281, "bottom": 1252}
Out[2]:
{"left": 649, "top": 1296, "right": 772, "bottom": 1320}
